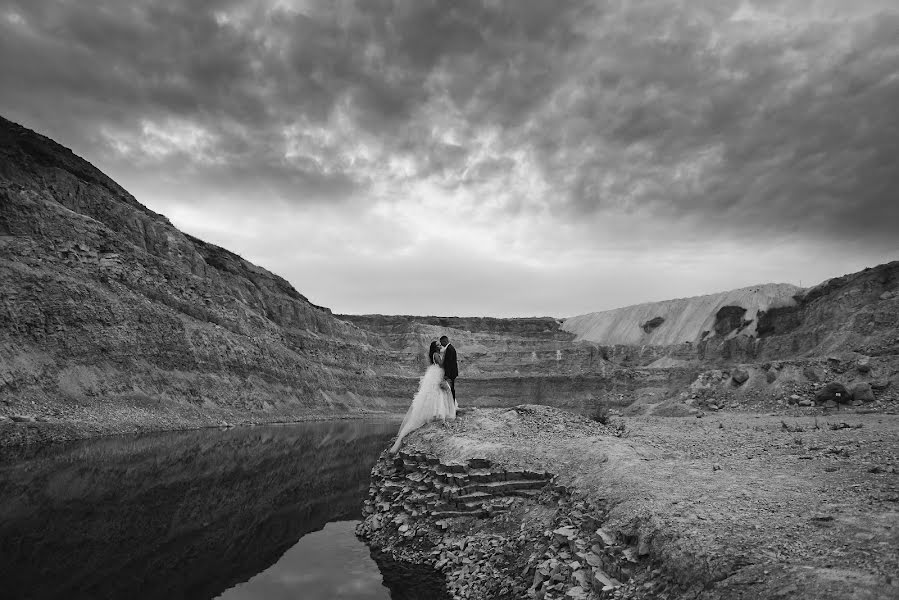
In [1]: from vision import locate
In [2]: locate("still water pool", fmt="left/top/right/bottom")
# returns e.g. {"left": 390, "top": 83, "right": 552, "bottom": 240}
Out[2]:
{"left": 0, "top": 419, "right": 424, "bottom": 600}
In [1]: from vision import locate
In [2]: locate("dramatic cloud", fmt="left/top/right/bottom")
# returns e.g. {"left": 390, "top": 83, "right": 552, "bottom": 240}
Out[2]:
{"left": 1, "top": 0, "right": 897, "bottom": 315}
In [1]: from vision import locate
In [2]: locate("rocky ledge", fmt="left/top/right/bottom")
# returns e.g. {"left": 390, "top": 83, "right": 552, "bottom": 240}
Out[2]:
{"left": 357, "top": 405, "right": 898, "bottom": 600}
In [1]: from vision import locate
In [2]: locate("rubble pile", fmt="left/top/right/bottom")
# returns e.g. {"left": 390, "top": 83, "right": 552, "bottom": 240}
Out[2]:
{"left": 356, "top": 447, "right": 666, "bottom": 600}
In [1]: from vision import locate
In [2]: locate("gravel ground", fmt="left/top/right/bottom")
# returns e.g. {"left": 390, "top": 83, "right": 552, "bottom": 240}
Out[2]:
{"left": 394, "top": 404, "right": 899, "bottom": 599}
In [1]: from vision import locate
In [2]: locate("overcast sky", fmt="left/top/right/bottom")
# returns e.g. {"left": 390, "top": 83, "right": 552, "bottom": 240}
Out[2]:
{"left": 2, "top": 0, "right": 897, "bottom": 317}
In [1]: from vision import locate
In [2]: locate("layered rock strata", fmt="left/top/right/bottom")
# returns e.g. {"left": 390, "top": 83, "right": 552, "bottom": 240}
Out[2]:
{"left": 358, "top": 405, "right": 898, "bottom": 600}
{"left": 0, "top": 116, "right": 412, "bottom": 442}
{"left": 336, "top": 313, "right": 698, "bottom": 412}
{"left": 2, "top": 115, "right": 897, "bottom": 443}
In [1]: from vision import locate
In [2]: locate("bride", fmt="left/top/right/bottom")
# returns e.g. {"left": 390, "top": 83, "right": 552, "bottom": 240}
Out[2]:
{"left": 389, "top": 340, "right": 456, "bottom": 453}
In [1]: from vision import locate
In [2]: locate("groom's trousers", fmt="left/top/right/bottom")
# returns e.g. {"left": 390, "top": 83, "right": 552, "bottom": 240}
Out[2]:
{"left": 447, "top": 378, "right": 456, "bottom": 403}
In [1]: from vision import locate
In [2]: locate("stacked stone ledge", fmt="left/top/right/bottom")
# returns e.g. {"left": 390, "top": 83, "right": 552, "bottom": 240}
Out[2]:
{"left": 357, "top": 450, "right": 663, "bottom": 600}
{"left": 363, "top": 450, "right": 554, "bottom": 522}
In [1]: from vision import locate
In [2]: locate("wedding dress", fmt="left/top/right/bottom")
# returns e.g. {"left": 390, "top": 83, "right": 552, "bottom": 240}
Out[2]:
{"left": 389, "top": 353, "right": 456, "bottom": 453}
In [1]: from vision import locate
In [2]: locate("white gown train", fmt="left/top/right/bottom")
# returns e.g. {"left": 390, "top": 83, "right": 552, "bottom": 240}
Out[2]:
{"left": 389, "top": 364, "right": 456, "bottom": 453}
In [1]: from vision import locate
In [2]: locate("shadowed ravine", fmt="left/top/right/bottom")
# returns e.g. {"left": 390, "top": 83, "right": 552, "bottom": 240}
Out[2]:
{"left": 0, "top": 419, "right": 423, "bottom": 600}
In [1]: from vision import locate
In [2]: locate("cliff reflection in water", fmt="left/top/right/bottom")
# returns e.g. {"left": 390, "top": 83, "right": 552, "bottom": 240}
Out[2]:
{"left": 0, "top": 419, "right": 398, "bottom": 600}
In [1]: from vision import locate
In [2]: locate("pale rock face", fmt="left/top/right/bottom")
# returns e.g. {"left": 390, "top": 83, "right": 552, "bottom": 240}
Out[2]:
{"left": 562, "top": 284, "right": 802, "bottom": 346}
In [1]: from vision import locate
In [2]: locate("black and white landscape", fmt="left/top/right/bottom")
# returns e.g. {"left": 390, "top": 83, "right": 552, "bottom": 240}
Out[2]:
{"left": 1, "top": 2, "right": 897, "bottom": 599}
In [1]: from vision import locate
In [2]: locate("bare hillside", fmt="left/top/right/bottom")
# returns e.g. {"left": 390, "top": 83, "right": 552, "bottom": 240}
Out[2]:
{"left": 562, "top": 283, "right": 801, "bottom": 346}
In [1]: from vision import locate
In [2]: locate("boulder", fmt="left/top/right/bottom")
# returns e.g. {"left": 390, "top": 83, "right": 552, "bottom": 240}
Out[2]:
{"left": 850, "top": 382, "right": 875, "bottom": 403}
{"left": 731, "top": 368, "right": 750, "bottom": 385}
{"left": 856, "top": 357, "right": 872, "bottom": 373}
{"left": 802, "top": 366, "right": 820, "bottom": 382}
{"left": 815, "top": 382, "right": 850, "bottom": 405}
{"left": 766, "top": 369, "right": 777, "bottom": 383}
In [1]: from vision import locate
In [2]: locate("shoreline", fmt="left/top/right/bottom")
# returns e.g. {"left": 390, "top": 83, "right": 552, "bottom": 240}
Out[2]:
{"left": 0, "top": 407, "right": 404, "bottom": 451}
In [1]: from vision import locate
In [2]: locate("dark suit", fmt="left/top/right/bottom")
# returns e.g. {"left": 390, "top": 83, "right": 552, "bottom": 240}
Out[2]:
{"left": 443, "top": 343, "right": 458, "bottom": 402}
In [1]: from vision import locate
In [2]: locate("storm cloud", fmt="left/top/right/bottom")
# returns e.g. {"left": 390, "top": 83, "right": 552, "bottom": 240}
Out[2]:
{"left": 1, "top": 0, "right": 897, "bottom": 315}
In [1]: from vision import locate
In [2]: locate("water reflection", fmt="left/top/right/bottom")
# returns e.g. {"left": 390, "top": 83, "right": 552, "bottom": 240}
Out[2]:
{"left": 0, "top": 419, "right": 398, "bottom": 600}
{"left": 221, "top": 521, "right": 388, "bottom": 600}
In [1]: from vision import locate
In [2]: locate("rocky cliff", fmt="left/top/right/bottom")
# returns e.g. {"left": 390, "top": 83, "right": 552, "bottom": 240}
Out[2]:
{"left": 1, "top": 115, "right": 896, "bottom": 441}
{"left": 335, "top": 313, "right": 670, "bottom": 413}
{"left": 562, "top": 263, "right": 899, "bottom": 366}
{"left": 340, "top": 261, "right": 899, "bottom": 417}
{"left": 0, "top": 117, "right": 681, "bottom": 441}
{"left": 0, "top": 116, "right": 413, "bottom": 440}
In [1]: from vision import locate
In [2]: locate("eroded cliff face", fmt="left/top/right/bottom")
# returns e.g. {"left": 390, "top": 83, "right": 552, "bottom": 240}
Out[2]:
{"left": 563, "top": 284, "right": 802, "bottom": 347}
{"left": 1, "top": 116, "right": 895, "bottom": 438}
{"left": 335, "top": 314, "right": 668, "bottom": 412}
{"left": 338, "top": 263, "right": 899, "bottom": 415}
{"left": 562, "top": 263, "right": 899, "bottom": 366}
{"left": 0, "top": 117, "right": 664, "bottom": 437}
{"left": 0, "top": 116, "right": 411, "bottom": 435}
{"left": 753, "top": 262, "right": 899, "bottom": 358}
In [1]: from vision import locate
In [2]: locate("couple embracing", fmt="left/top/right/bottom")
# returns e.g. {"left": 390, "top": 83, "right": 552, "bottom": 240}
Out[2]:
{"left": 389, "top": 335, "right": 458, "bottom": 453}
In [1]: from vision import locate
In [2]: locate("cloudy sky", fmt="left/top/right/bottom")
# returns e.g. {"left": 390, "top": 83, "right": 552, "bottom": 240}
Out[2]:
{"left": 1, "top": 0, "right": 897, "bottom": 317}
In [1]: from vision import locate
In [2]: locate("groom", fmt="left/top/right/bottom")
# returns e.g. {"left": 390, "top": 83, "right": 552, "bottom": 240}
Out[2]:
{"left": 440, "top": 335, "right": 458, "bottom": 405}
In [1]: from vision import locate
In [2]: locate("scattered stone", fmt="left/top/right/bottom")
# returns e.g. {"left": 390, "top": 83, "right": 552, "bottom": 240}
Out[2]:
{"left": 811, "top": 514, "right": 834, "bottom": 522}
{"left": 553, "top": 526, "right": 578, "bottom": 544}
{"left": 731, "top": 368, "right": 750, "bottom": 385}
{"left": 871, "top": 380, "right": 891, "bottom": 391}
{"left": 850, "top": 382, "right": 875, "bottom": 403}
